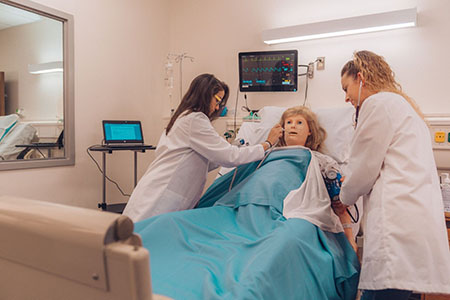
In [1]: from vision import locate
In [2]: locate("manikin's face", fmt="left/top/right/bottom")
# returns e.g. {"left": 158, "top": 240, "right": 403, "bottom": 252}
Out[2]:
{"left": 209, "top": 90, "right": 225, "bottom": 116}
{"left": 283, "top": 114, "right": 311, "bottom": 146}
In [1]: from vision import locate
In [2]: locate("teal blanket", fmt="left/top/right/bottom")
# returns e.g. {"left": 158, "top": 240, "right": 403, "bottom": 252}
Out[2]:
{"left": 135, "top": 148, "right": 360, "bottom": 300}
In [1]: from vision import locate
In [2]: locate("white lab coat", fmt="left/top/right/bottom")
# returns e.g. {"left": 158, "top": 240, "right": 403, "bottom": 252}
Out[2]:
{"left": 123, "top": 112, "right": 265, "bottom": 222}
{"left": 340, "top": 92, "right": 450, "bottom": 293}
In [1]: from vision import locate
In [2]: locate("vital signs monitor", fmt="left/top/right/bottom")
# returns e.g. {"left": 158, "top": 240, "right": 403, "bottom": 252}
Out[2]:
{"left": 238, "top": 50, "right": 298, "bottom": 92}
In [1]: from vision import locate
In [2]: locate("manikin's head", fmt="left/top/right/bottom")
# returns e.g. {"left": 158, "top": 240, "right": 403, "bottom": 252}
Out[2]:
{"left": 277, "top": 106, "right": 326, "bottom": 151}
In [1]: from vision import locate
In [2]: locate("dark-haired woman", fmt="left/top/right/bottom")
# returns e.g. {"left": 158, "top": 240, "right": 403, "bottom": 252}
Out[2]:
{"left": 123, "top": 74, "right": 282, "bottom": 222}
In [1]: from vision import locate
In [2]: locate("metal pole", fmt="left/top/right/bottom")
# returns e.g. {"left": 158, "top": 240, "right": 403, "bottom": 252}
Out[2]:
{"left": 102, "top": 152, "right": 106, "bottom": 210}
{"left": 134, "top": 151, "right": 138, "bottom": 187}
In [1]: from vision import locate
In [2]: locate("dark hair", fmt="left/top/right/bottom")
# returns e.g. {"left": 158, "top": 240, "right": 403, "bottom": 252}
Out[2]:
{"left": 166, "top": 74, "right": 229, "bottom": 134}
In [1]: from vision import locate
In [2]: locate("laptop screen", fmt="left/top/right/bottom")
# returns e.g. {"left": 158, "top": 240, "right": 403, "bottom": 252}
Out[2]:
{"left": 103, "top": 120, "right": 144, "bottom": 144}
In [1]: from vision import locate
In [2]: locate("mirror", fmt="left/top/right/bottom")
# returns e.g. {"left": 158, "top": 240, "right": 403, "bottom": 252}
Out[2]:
{"left": 0, "top": 0, "right": 74, "bottom": 170}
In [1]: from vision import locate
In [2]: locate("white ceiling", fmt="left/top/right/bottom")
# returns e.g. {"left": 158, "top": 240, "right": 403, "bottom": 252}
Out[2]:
{"left": 0, "top": 2, "right": 41, "bottom": 31}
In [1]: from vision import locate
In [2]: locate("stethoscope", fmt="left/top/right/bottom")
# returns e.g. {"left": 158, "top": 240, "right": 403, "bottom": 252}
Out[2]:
{"left": 228, "top": 139, "right": 280, "bottom": 192}
{"left": 345, "top": 80, "right": 363, "bottom": 223}
{"left": 354, "top": 80, "right": 363, "bottom": 129}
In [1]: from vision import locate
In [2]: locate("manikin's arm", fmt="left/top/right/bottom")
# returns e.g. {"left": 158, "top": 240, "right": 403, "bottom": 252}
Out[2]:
{"left": 331, "top": 201, "right": 357, "bottom": 253}
{"left": 314, "top": 151, "right": 357, "bottom": 253}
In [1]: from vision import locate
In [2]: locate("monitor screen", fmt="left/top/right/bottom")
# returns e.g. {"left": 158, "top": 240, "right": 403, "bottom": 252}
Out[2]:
{"left": 239, "top": 50, "right": 298, "bottom": 92}
{"left": 103, "top": 121, "right": 143, "bottom": 144}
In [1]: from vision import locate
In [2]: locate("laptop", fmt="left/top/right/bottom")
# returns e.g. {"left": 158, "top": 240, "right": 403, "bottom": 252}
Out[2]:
{"left": 102, "top": 120, "right": 149, "bottom": 148}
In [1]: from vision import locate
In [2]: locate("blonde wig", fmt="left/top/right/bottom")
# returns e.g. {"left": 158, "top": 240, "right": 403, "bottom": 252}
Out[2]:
{"left": 277, "top": 106, "right": 326, "bottom": 151}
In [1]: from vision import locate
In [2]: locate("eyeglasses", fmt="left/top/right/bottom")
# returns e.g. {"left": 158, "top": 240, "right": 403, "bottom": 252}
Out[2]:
{"left": 214, "top": 94, "right": 224, "bottom": 107}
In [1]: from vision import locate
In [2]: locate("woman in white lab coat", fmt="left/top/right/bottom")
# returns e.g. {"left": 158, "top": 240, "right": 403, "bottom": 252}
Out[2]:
{"left": 123, "top": 74, "right": 282, "bottom": 222}
{"left": 337, "top": 50, "right": 450, "bottom": 299}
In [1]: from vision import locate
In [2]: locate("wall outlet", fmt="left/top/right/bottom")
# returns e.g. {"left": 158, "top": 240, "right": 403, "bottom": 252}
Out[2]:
{"left": 317, "top": 57, "right": 325, "bottom": 70}
{"left": 427, "top": 115, "right": 450, "bottom": 150}
{"left": 435, "top": 131, "right": 446, "bottom": 143}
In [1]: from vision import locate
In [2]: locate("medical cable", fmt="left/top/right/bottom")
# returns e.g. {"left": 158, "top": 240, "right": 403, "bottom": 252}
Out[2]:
{"left": 241, "top": 93, "right": 250, "bottom": 113}
{"left": 298, "top": 63, "right": 313, "bottom": 107}
{"left": 347, "top": 204, "right": 359, "bottom": 223}
{"left": 256, "top": 139, "right": 279, "bottom": 170}
{"left": 228, "top": 139, "right": 280, "bottom": 192}
{"left": 233, "top": 83, "right": 240, "bottom": 135}
{"left": 303, "top": 74, "right": 309, "bottom": 106}
{"left": 86, "top": 146, "right": 131, "bottom": 197}
{"left": 228, "top": 165, "right": 239, "bottom": 192}
{"left": 354, "top": 81, "right": 362, "bottom": 128}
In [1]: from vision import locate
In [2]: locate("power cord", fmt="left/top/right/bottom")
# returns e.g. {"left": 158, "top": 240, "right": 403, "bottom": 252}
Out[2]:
{"left": 241, "top": 93, "right": 250, "bottom": 113}
{"left": 298, "top": 64, "right": 310, "bottom": 106}
{"left": 298, "top": 58, "right": 320, "bottom": 107}
{"left": 86, "top": 145, "right": 131, "bottom": 197}
{"left": 233, "top": 83, "right": 240, "bottom": 135}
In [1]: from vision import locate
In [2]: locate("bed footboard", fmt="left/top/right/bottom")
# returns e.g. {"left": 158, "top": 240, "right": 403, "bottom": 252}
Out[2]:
{"left": 0, "top": 196, "right": 168, "bottom": 300}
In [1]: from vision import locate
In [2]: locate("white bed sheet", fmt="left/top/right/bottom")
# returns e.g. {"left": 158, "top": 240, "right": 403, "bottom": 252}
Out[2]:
{"left": 0, "top": 122, "right": 37, "bottom": 160}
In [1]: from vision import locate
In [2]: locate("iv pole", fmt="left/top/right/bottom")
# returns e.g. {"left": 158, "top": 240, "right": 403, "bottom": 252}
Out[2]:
{"left": 167, "top": 53, "right": 195, "bottom": 104}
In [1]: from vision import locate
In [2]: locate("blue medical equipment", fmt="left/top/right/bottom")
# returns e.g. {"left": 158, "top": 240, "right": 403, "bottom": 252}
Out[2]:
{"left": 322, "top": 165, "right": 360, "bottom": 223}
{"left": 232, "top": 138, "right": 246, "bottom": 146}
{"left": 323, "top": 165, "right": 342, "bottom": 202}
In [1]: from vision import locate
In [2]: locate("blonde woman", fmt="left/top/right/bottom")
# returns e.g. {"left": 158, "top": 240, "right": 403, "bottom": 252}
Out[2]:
{"left": 338, "top": 50, "right": 450, "bottom": 299}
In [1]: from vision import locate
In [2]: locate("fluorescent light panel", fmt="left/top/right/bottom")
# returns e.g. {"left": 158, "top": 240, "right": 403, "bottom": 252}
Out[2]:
{"left": 262, "top": 8, "right": 417, "bottom": 44}
{"left": 28, "top": 61, "right": 63, "bottom": 74}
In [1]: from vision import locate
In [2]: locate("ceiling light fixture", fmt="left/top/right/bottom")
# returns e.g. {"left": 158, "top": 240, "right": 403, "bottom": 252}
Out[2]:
{"left": 262, "top": 7, "right": 417, "bottom": 45}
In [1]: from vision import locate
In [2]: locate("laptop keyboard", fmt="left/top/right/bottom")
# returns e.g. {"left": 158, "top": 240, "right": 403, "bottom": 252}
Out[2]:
{"left": 105, "top": 144, "right": 147, "bottom": 148}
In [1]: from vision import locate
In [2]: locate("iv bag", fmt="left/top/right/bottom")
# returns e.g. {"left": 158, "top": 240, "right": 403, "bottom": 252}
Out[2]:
{"left": 165, "top": 62, "right": 174, "bottom": 89}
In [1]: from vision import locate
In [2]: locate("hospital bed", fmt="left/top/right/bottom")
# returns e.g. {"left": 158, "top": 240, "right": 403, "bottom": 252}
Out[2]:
{"left": 133, "top": 106, "right": 362, "bottom": 299}
{"left": 0, "top": 106, "right": 360, "bottom": 300}
{"left": 0, "top": 196, "right": 171, "bottom": 300}
{"left": 0, "top": 114, "right": 38, "bottom": 160}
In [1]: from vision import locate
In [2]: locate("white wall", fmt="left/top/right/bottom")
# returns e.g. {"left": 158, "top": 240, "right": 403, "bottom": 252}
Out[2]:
{"left": 0, "top": 0, "right": 170, "bottom": 208}
{"left": 0, "top": 18, "right": 63, "bottom": 120}
{"left": 1, "top": 0, "right": 450, "bottom": 209}
{"left": 167, "top": 0, "right": 450, "bottom": 115}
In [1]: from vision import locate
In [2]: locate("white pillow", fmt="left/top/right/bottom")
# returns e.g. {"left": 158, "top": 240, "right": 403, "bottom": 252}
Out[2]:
{"left": 253, "top": 106, "right": 354, "bottom": 164}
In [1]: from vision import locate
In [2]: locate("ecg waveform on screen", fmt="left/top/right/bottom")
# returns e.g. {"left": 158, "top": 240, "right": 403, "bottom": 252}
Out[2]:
{"left": 242, "top": 66, "right": 293, "bottom": 73}
{"left": 240, "top": 55, "right": 296, "bottom": 89}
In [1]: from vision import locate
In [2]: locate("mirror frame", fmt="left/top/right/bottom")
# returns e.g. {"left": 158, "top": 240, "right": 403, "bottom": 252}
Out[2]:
{"left": 0, "top": 0, "right": 74, "bottom": 171}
